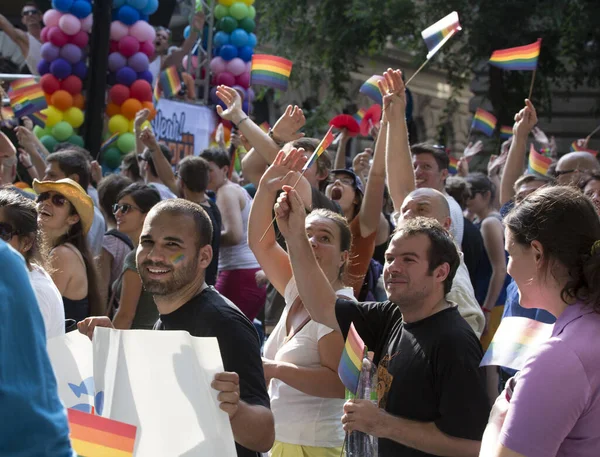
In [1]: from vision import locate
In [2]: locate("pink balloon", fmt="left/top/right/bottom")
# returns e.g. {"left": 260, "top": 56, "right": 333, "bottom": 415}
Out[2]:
{"left": 139, "top": 40, "right": 155, "bottom": 58}
{"left": 59, "top": 14, "right": 81, "bottom": 36}
{"left": 236, "top": 71, "right": 251, "bottom": 89}
{"left": 40, "top": 26, "right": 50, "bottom": 43}
{"left": 43, "top": 9, "right": 62, "bottom": 28}
{"left": 245, "top": 62, "right": 252, "bottom": 73}
{"left": 118, "top": 36, "right": 140, "bottom": 58}
{"left": 129, "top": 21, "right": 155, "bottom": 43}
{"left": 48, "top": 26, "right": 69, "bottom": 47}
{"left": 217, "top": 72, "right": 236, "bottom": 87}
{"left": 69, "top": 30, "right": 89, "bottom": 48}
{"left": 81, "top": 14, "right": 93, "bottom": 33}
{"left": 110, "top": 21, "right": 129, "bottom": 41}
{"left": 210, "top": 57, "right": 226, "bottom": 74}
{"left": 227, "top": 57, "right": 246, "bottom": 76}
{"left": 182, "top": 55, "right": 198, "bottom": 70}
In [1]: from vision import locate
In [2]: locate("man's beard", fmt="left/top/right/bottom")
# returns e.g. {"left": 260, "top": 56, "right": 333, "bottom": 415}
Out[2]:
{"left": 140, "top": 257, "right": 198, "bottom": 296}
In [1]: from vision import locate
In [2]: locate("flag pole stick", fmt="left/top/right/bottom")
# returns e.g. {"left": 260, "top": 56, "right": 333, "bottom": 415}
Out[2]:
{"left": 586, "top": 124, "right": 600, "bottom": 143}
{"left": 405, "top": 31, "right": 457, "bottom": 87}
{"left": 404, "top": 59, "right": 431, "bottom": 87}
{"left": 528, "top": 68, "right": 536, "bottom": 100}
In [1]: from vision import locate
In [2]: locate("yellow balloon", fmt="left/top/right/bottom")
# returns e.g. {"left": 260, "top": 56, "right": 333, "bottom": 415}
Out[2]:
{"left": 219, "top": 0, "right": 234, "bottom": 6}
{"left": 129, "top": 119, "right": 135, "bottom": 133}
{"left": 109, "top": 114, "right": 130, "bottom": 135}
{"left": 242, "top": 0, "right": 254, "bottom": 5}
{"left": 63, "top": 107, "right": 84, "bottom": 128}
{"left": 44, "top": 106, "right": 63, "bottom": 127}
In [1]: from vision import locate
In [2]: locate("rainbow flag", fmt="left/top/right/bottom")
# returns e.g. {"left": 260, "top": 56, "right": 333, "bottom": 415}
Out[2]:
{"left": 421, "top": 11, "right": 462, "bottom": 59}
{"left": 30, "top": 111, "right": 47, "bottom": 128}
{"left": 9, "top": 77, "right": 37, "bottom": 92}
{"left": 489, "top": 38, "right": 542, "bottom": 71}
{"left": 1, "top": 105, "right": 14, "bottom": 120}
{"left": 250, "top": 54, "right": 293, "bottom": 91}
{"left": 8, "top": 83, "right": 47, "bottom": 117}
{"left": 480, "top": 317, "right": 553, "bottom": 371}
{"left": 448, "top": 156, "right": 458, "bottom": 175}
{"left": 570, "top": 139, "right": 598, "bottom": 156}
{"left": 500, "top": 125, "right": 513, "bottom": 140}
{"left": 159, "top": 66, "right": 182, "bottom": 98}
{"left": 67, "top": 408, "right": 137, "bottom": 457}
{"left": 259, "top": 121, "right": 270, "bottom": 133}
{"left": 360, "top": 75, "right": 384, "bottom": 104}
{"left": 338, "top": 323, "right": 366, "bottom": 395}
{"left": 528, "top": 144, "right": 553, "bottom": 176}
{"left": 353, "top": 108, "right": 366, "bottom": 124}
{"left": 302, "top": 126, "right": 335, "bottom": 171}
{"left": 101, "top": 133, "right": 119, "bottom": 151}
{"left": 471, "top": 108, "right": 497, "bottom": 137}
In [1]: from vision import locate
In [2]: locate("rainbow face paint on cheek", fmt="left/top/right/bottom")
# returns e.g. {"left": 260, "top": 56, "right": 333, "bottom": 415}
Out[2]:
{"left": 171, "top": 253, "right": 184, "bottom": 264}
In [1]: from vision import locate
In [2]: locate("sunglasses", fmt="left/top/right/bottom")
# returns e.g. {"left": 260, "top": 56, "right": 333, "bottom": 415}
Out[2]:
{"left": 329, "top": 175, "right": 355, "bottom": 186}
{"left": 37, "top": 192, "right": 67, "bottom": 206}
{"left": 113, "top": 203, "right": 141, "bottom": 215}
{"left": 0, "top": 222, "right": 18, "bottom": 242}
{"left": 22, "top": 9, "right": 39, "bottom": 16}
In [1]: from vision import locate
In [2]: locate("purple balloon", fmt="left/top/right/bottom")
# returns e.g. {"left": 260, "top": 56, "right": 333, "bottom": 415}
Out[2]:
{"left": 60, "top": 43, "right": 83, "bottom": 64}
{"left": 137, "top": 70, "right": 153, "bottom": 84}
{"left": 41, "top": 42, "right": 60, "bottom": 61}
{"left": 50, "top": 58, "right": 72, "bottom": 79}
{"left": 242, "top": 100, "right": 249, "bottom": 114}
{"left": 209, "top": 87, "right": 220, "bottom": 104}
{"left": 72, "top": 60, "right": 88, "bottom": 79}
{"left": 246, "top": 87, "right": 255, "bottom": 102}
{"left": 116, "top": 66, "right": 137, "bottom": 87}
{"left": 37, "top": 59, "right": 51, "bottom": 76}
{"left": 108, "top": 52, "right": 127, "bottom": 72}
{"left": 128, "top": 52, "right": 149, "bottom": 72}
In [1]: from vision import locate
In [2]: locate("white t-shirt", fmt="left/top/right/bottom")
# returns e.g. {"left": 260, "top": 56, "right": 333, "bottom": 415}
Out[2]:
{"left": 447, "top": 252, "right": 485, "bottom": 338}
{"left": 29, "top": 266, "right": 65, "bottom": 340}
{"left": 263, "top": 278, "right": 355, "bottom": 447}
{"left": 445, "top": 194, "right": 464, "bottom": 245}
{"left": 149, "top": 182, "right": 177, "bottom": 200}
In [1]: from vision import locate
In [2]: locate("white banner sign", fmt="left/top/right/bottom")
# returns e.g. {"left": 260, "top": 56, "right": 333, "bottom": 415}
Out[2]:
{"left": 151, "top": 99, "right": 216, "bottom": 163}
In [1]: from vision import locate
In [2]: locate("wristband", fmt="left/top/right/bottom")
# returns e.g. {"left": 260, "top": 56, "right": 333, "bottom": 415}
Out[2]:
{"left": 483, "top": 308, "right": 492, "bottom": 313}
{"left": 267, "top": 129, "right": 286, "bottom": 147}
{"left": 236, "top": 116, "right": 249, "bottom": 128}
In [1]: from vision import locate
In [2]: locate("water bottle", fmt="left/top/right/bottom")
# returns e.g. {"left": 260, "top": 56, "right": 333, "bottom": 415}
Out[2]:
{"left": 346, "top": 355, "right": 378, "bottom": 456}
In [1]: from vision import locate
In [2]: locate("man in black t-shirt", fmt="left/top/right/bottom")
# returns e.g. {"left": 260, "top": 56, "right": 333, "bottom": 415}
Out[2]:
{"left": 275, "top": 186, "right": 490, "bottom": 457}
{"left": 79, "top": 199, "right": 274, "bottom": 457}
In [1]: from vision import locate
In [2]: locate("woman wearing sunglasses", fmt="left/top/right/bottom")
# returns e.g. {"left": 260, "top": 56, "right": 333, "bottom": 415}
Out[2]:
{"left": 111, "top": 183, "right": 161, "bottom": 329}
{"left": 33, "top": 178, "right": 102, "bottom": 323}
{"left": 0, "top": 189, "right": 65, "bottom": 339}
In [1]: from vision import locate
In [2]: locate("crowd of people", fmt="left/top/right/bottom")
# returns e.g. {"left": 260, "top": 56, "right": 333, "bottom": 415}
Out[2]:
{"left": 2, "top": 5, "right": 600, "bottom": 457}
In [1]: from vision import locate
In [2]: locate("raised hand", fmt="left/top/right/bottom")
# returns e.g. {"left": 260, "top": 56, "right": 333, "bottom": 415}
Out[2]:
{"left": 378, "top": 68, "right": 406, "bottom": 124}
{"left": 353, "top": 150, "right": 372, "bottom": 178}
{"left": 488, "top": 154, "right": 506, "bottom": 178}
{"left": 260, "top": 148, "right": 307, "bottom": 193}
{"left": 14, "top": 125, "right": 36, "bottom": 150}
{"left": 215, "top": 85, "right": 244, "bottom": 123}
{"left": 139, "top": 127, "right": 159, "bottom": 150}
{"left": 192, "top": 11, "right": 205, "bottom": 31}
{"left": 134, "top": 108, "right": 150, "bottom": 130}
{"left": 464, "top": 140, "right": 483, "bottom": 158}
{"left": 274, "top": 185, "right": 307, "bottom": 241}
{"left": 513, "top": 99, "right": 537, "bottom": 138}
{"left": 90, "top": 160, "right": 103, "bottom": 184}
{"left": 271, "top": 105, "right": 306, "bottom": 143}
{"left": 21, "top": 116, "right": 34, "bottom": 131}
{"left": 18, "top": 148, "right": 32, "bottom": 168}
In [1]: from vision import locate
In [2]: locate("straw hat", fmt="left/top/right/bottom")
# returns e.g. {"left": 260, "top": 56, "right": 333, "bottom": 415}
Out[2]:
{"left": 32, "top": 178, "right": 94, "bottom": 235}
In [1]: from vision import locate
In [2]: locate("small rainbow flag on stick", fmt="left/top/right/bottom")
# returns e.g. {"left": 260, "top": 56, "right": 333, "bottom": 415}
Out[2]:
{"left": 101, "top": 132, "right": 119, "bottom": 151}
{"left": 471, "top": 108, "right": 497, "bottom": 137}
{"left": 1, "top": 105, "right": 14, "bottom": 121}
{"left": 489, "top": 38, "right": 542, "bottom": 71}
{"left": 528, "top": 144, "right": 553, "bottom": 175}
{"left": 570, "top": 139, "right": 598, "bottom": 156}
{"left": 448, "top": 156, "right": 459, "bottom": 175}
{"left": 338, "top": 323, "right": 366, "bottom": 395}
{"left": 480, "top": 316, "right": 553, "bottom": 371}
{"left": 421, "top": 11, "right": 462, "bottom": 59}
{"left": 500, "top": 125, "right": 513, "bottom": 140}
{"left": 9, "top": 77, "right": 37, "bottom": 92}
{"left": 8, "top": 83, "right": 47, "bottom": 118}
{"left": 30, "top": 111, "right": 47, "bottom": 128}
{"left": 67, "top": 408, "right": 137, "bottom": 457}
{"left": 159, "top": 66, "right": 182, "bottom": 98}
{"left": 360, "top": 75, "right": 384, "bottom": 104}
{"left": 302, "top": 126, "right": 335, "bottom": 171}
{"left": 353, "top": 108, "right": 366, "bottom": 124}
{"left": 251, "top": 54, "right": 293, "bottom": 91}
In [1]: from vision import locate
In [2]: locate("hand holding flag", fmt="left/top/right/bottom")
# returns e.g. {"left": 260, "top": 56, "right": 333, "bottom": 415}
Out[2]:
{"left": 513, "top": 99, "right": 538, "bottom": 138}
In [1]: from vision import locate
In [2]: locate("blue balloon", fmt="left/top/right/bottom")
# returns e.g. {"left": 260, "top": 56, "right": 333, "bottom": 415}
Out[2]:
{"left": 214, "top": 31, "right": 230, "bottom": 48}
{"left": 53, "top": 0, "right": 73, "bottom": 13}
{"left": 230, "top": 28, "right": 249, "bottom": 47}
{"left": 117, "top": 5, "right": 140, "bottom": 25}
{"left": 50, "top": 58, "right": 72, "bottom": 79}
{"left": 247, "top": 32, "right": 257, "bottom": 48}
{"left": 72, "top": 60, "right": 88, "bottom": 79}
{"left": 140, "top": 14, "right": 149, "bottom": 21}
{"left": 238, "top": 45, "right": 254, "bottom": 62}
{"left": 37, "top": 59, "right": 51, "bottom": 76}
{"left": 219, "top": 44, "right": 238, "bottom": 61}
{"left": 138, "top": 70, "right": 153, "bottom": 84}
{"left": 126, "top": 0, "right": 147, "bottom": 10}
{"left": 184, "top": 25, "right": 191, "bottom": 39}
{"left": 71, "top": 0, "right": 92, "bottom": 18}
{"left": 242, "top": 100, "right": 249, "bottom": 114}
{"left": 141, "top": 0, "right": 158, "bottom": 15}
{"left": 113, "top": 0, "right": 126, "bottom": 7}
{"left": 116, "top": 66, "right": 137, "bottom": 86}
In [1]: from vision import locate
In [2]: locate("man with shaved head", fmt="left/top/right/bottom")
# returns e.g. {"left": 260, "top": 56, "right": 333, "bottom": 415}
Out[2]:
{"left": 397, "top": 188, "right": 484, "bottom": 337}
{"left": 555, "top": 151, "right": 600, "bottom": 186}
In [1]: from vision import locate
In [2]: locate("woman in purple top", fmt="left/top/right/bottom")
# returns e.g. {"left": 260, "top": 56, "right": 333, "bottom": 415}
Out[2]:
{"left": 480, "top": 186, "right": 600, "bottom": 457}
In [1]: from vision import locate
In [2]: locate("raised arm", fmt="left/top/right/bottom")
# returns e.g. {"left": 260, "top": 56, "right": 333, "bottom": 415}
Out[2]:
{"left": 15, "top": 124, "right": 48, "bottom": 178}
{"left": 139, "top": 123, "right": 178, "bottom": 195}
{"left": 383, "top": 69, "right": 415, "bottom": 211}
{"left": 499, "top": 99, "right": 537, "bottom": 205}
{"left": 161, "top": 12, "right": 205, "bottom": 70}
{"left": 0, "top": 130, "right": 17, "bottom": 185}
{"left": 275, "top": 186, "right": 340, "bottom": 331}
{"left": 0, "top": 14, "right": 27, "bottom": 53}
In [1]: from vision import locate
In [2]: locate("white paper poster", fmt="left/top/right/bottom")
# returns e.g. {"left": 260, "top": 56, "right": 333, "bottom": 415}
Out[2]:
{"left": 151, "top": 99, "right": 216, "bottom": 163}
{"left": 93, "top": 328, "right": 237, "bottom": 457}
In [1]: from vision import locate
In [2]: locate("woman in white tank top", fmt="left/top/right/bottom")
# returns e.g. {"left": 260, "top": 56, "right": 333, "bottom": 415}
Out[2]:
{"left": 200, "top": 148, "right": 266, "bottom": 320}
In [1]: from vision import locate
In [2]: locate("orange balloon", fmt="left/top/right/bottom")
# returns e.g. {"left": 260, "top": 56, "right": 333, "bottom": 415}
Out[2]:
{"left": 45, "top": 94, "right": 52, "bottom": 105}
{"left": 106, "top": 102, "right": 121, "bottom": 118}
{"left": 142, "top": 101, "right": 156, "bottom": 121}
{"left": 121, "top": 98, "right": 143, "bottom": 120}
{"left": 13, "top": 181, "right": 29, "bottom": 189}
{"left": 51, "top": 90, "right": 73, "bottom": 111}
{"left": 73, "top": 93, "right": 85, "bottom": 110}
